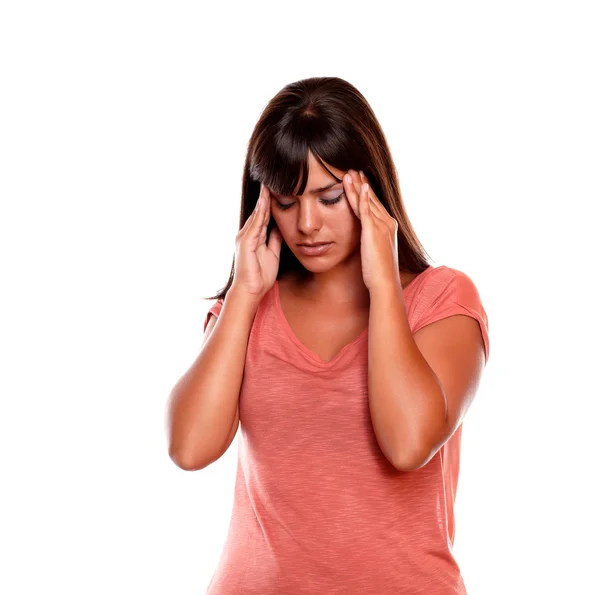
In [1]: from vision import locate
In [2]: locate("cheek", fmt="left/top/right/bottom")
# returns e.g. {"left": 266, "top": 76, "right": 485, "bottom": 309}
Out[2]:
{"left": 270, "top": 211, "right": 293, "bottom": 237}
{"left": 270, "top": 209, "right": 284, "bottom": 227}
{"left": 335, "top": 212, "right": 361, "bottom": 239}
{"left": 342, "top": 219, "right": 362, "bottom": 251}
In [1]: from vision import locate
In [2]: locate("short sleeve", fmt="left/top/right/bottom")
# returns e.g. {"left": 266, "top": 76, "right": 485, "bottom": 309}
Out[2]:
{"left": 412, "top": 268, "right": 490, "bottom": 365}
{"left": 203, "top": 298, "right": 224, "bottom": 333}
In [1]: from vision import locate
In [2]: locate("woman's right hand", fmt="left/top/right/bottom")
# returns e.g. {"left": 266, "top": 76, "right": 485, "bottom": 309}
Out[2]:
{"left": 231, "top": 183, "right": 283, "bottom": 300}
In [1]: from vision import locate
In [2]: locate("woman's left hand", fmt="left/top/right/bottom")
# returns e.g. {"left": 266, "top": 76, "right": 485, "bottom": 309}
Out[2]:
{"left": 343, "top": 169, "right": 401, "bottom": 293}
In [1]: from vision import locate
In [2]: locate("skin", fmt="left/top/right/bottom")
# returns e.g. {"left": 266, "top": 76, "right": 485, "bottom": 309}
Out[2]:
{"left": 189, "top": 151, "right": 485, "bottom": 472}
{"left": 268, "top": 149, "right": 418, "bottom": 311}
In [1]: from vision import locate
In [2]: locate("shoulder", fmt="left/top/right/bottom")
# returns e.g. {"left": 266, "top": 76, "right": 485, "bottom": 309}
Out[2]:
{"left": 411, "top": 265, "right": 489, "bottom": 363}
{"left": 414, "top": 265, "right": 482, "bottom": 304}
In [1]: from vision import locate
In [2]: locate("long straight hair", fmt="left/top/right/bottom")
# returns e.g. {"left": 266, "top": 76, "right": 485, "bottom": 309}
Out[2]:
{"left": 205, "top": 76, "right": 432, "bottom": 302}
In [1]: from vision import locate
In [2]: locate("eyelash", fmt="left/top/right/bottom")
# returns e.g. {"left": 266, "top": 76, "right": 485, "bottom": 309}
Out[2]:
{"left": 274, "top": 193, "right": 345, "bottom": 211}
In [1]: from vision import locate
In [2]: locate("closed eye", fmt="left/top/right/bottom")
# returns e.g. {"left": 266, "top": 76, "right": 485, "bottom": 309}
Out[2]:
{"left": 274, "top": 193, "right": 345, "bottom": 211}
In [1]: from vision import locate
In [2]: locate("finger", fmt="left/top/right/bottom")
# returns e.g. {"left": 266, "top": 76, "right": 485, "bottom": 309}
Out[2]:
{"left": 257, "top": 188, "right": 272, "bottom": 244}
{"left": 261, "top": 186, "right": 271, "bottom": 226}
{"left": 256, "top": 184, "right": 267, "bottom": 214}
{"left": 258, "top": 204, "right": 270, "bottom": 246}
{"left": 365, "top": 184, "right": 387, "bottom": 223}
{"left": 360, "top": 173, "right": 395, "bottom": 231}
{"left": 263, "top": 187, "right": 271, "bottom": 226}
{"left": 359, "top": 171, "right": 386, "bottom": 219}
{"left": 348, "top": 169, "right": 365, "bottom": 204}
{"left": 256, "top": 184, "right": 266, "bottom": 213}
{"left": 360, "top": 182, "right": 371, "bottom": 220}
{"left": 343, "top": 173, "right": 361, "bottom": 218}
{"left": 248, "top": 185, "right": 266, "bottom": 232}
{"left": 251, "top": 184, "right": 264, "bottom": 217}
{"left": 363, "top": 183, "right": 386, "bottom": 225}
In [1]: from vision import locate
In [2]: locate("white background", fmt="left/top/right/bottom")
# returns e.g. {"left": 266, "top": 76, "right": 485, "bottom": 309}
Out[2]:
{"left": 1, "top": 1, "right": 598, "bottom": 593}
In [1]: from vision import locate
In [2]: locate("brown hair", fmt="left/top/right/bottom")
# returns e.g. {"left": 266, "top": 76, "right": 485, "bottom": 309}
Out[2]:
{"left": 205, "top": 76, "right": 433, "bottom": 302}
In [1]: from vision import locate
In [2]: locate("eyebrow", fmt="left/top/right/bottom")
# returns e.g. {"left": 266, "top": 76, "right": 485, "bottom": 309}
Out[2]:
{"left": 273, "top": 181, "right": 341, "bottom": 198}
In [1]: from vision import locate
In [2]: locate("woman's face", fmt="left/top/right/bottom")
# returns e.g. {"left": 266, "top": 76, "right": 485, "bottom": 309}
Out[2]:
{"left": 268, "top": 152, "right": 362, "bottom": 271}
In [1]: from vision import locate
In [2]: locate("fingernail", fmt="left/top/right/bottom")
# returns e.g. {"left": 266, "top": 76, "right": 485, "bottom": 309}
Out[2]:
{"left": 345, "top": 174, "right": 352, "bottom": 183}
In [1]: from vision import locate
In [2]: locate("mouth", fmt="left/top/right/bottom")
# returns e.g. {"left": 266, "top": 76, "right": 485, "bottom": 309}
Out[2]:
{"left": 296, "top": 242, "right": 334, "bottom": 256}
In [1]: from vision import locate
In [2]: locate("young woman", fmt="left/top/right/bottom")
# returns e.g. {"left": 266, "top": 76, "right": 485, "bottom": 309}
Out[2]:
{"left": 167, "top": 76, "right": 490, "bottom": 595}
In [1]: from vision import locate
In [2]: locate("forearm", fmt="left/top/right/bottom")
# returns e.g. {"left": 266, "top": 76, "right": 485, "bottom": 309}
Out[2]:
{"left": 367, "top": 280, "right": 447, "bottom": 470}
{"left": 167, "top": 288, "right": 260, "bottom": 469}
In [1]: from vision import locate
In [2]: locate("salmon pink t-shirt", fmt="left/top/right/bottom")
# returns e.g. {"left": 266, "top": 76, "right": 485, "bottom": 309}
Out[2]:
{"left": 201, "top": 265, "right": 489, "bottom": 595}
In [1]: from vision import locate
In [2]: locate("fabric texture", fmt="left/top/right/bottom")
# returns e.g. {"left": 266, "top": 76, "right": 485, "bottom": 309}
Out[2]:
{"left": 202, "top": 265, "right": 489, "bottom": 594}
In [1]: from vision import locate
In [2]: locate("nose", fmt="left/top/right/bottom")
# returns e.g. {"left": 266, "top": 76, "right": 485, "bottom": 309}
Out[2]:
{"left": 296, "top": 200, "right": 323, "bottom": 235}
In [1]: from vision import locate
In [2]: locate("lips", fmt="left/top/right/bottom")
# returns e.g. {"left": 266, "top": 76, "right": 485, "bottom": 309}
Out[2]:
{"left": 296, "top": 242, "right": 334, "bottom": 256}
{"left": 297, "top": 242, "right": 331, "bottom": 246}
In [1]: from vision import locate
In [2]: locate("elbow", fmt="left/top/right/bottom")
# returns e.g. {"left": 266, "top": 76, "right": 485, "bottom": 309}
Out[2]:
{"left": 375, "top": 430, "right": 428, "bottom": 473}
{"left": 390, "top": 418, "right": 447, "bottom": 472}
{"left": 392, "top": 456, "right": 427, "bottom": 473}
{"left": 168, "top": 446, "right": 208, "bottom": 471}
{"left": 390, "top": 441, "right": 433, "bottom": 472}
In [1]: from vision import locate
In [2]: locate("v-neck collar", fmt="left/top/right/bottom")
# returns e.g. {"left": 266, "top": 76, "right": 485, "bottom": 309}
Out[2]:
{"left": 272, "top": 266, "right": 433, "bottom": 367}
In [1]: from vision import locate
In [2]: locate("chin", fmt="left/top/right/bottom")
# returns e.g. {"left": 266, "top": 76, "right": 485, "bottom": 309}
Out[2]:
{"left": 295, "top": 254, "right": 340, "bottom": 274}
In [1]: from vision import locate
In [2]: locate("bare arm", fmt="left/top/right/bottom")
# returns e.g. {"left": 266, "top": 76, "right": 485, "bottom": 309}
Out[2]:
{"left": 368, "top": 280, "right": 485, "bottom": 472}
{"left": 166, "top": 288, "right": 261, "bottom": 470}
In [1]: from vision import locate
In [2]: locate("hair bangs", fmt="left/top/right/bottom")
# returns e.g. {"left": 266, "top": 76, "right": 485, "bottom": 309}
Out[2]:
{"left": 250, "top": 116, "right": 352, "bottom": 197}
{"left": 250, "top": 129, "right": 310, "bottom": 198}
